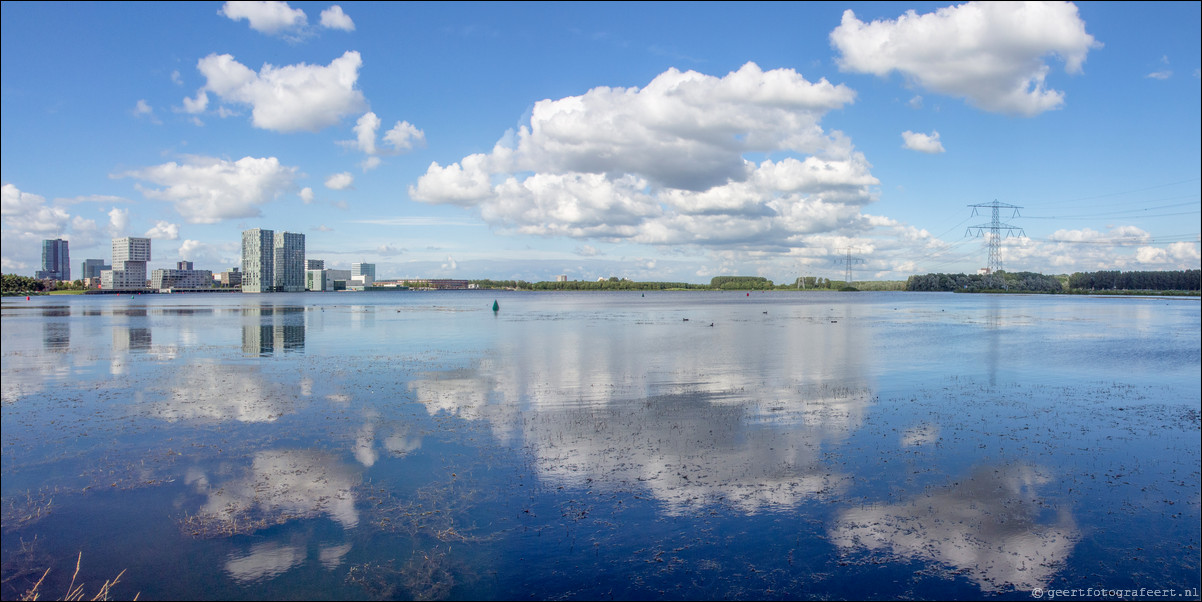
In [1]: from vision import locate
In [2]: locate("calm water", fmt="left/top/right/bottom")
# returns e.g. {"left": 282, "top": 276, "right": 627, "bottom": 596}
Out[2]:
{"left": 2, "top": 291, "right": 1198, "bottom": 600}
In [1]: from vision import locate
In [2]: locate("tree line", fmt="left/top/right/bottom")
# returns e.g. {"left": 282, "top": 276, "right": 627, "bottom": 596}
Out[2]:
{"left": 471, "top": 276, "right": 904, "bottom": 291}
{"left": 2, "top": 274, "right": 90, "bottom": 294}
{"left": 471, "top": 278, "right": 708, "bottom": 291}
{"left": 906, "top": 271, "right": 1064, "bottom": 293}
{"left": 1066, "top": 269, "right": 1199, "bottom": 292}
{"left": 709, "top": 276, "right": 775, "bottom": 290}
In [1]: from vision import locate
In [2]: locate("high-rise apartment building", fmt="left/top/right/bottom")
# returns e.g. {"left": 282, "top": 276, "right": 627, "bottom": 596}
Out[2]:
{"left": 36, "top": 239, "right": 70, "bottom": 281}
{"left": 305, "top": 259, "right": 325, "bottom": 270}
{"left": 241, "top": 229, "right": 304, "bottom": 293}
{"left": 101, "top": 237, "right": 150, "bottom": 290}
{"left": 241, "top": 229, "right": 274, "bottom": 293}
{"left": 273, "top": 232, "right": 305, "bottom": 292}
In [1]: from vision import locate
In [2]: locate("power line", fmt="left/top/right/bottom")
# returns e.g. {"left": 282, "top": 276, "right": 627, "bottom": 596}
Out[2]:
{"left": 1036, "top": 233, "right": 1200, "bottom": 245}
{"left": 1026, "top": 210, "right": 1200, "bottom": 222}
{"left": 1029, "top": 177, "right": 1201, "bottom": 208}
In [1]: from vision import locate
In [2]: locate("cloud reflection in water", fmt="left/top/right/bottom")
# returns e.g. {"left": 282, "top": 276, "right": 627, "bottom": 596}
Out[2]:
{"left": 225, "top": 542, "right": 305, "bottom": 583}
{"left": 187, "top": 449, "right": 360, "bottom": 534}
{"left": 409, "top": 311, "right": 874, "bottom": 513}
{"left": 830, "top": 463, "right": 1078, "bottom": 593}
{"left": 155, "top": 360, "right": 294, "bottom": 423}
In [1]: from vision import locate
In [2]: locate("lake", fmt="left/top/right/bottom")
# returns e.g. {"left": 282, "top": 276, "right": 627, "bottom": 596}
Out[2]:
{"left": 2, "top": 291, "right": 1199, "bottom": 600}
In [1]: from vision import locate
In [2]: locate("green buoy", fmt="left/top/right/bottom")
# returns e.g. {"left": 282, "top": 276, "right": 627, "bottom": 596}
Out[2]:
{"left": 492, "top": 300, "right": 499, "bottom": 312}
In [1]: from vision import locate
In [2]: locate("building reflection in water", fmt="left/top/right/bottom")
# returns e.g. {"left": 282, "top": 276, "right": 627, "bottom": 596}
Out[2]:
{"left": 41, "top": 306, "right": 70, "bottom": 352}
{"left": 112, "top": 326, "right": 152, "bottom": 352}
{"left": 830, "top": 463, "right": 1078, "bottom": 593}
{"left": 110, "top": 308, "right": 151, "bottom": 377}
{"left": 241, "top": 306, "right": 305, "bottom": 355}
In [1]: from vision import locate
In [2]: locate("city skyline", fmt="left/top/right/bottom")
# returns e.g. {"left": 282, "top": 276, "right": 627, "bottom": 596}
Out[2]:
{"left": 2, "top": 2, "right": 1199, "bottom": 284}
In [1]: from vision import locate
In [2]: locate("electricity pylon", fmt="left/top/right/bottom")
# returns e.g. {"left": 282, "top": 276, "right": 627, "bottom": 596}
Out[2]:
{"left": 966, "top": 200, "right": 1025, "bottom": 274}
{"left": 834, "top": 248, "right": 865, "bottom": 288}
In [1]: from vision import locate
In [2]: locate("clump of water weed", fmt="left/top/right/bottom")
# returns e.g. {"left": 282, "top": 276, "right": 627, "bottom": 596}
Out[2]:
{"left": 2, "top": 489, "right": 56, "bottom": 530}
{"left": 176, "top": 508, "right": 288, "bottom": 539}
{"left": 401, "top": 548, "right": 456, "bottom": 601}
{"left": 345, "top": 549, "right": 463, "bottom": 602}
{"left": 346, "top": 560, "right": 403, "bottom": 599}
{"left": 360, "top": 477, "right": 499, "bottom": 544}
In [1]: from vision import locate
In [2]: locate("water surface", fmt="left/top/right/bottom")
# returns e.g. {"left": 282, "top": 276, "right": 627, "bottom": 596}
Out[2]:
{"left": 2, "top": 291, "right": 1198, "bottom": 600}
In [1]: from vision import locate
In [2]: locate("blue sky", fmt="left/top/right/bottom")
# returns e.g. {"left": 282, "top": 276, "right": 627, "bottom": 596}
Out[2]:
{"left": 3, "top": 1, "right": 1199, "bottom": 283}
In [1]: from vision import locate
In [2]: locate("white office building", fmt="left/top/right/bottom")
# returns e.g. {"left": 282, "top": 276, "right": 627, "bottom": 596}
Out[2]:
{"left": 351, "top": 262, "right": 375, "bottom": 287}
{"left": 306, "top": 269, "right": 333, "bottom": 292}
{"left": 101, "top": 237, "right": 150, "bottom": 290}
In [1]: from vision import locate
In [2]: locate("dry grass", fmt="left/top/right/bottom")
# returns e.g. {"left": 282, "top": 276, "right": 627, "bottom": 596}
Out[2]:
{"left": 18, "top": 553, "right": 135, "bottom": 602}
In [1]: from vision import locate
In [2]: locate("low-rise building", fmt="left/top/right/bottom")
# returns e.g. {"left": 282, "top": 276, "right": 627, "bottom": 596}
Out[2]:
{"left": 152, "top": 261, "right": 213, "bottom": 290}
{"left": 306, "top": 269, "right": 334, "bottom": 292}
{"left": 219, "top": 267, "right": 242, "bottom": 288}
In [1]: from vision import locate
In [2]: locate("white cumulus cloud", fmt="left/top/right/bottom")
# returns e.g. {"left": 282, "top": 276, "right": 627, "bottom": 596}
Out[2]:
{"left": 181, "top": 90, "right": 209, "bottom": 115}
{"left": 345, "top": 112, "right": 426, "bottom": 158}
{"left": 1, "top": 184, "right": 70, "bottom": 236}
{"left": 320, "top": 5, "right": 354, "bottom": 31}
{"left": 191, "top": 51, "right": 366, "bottom": 133}
{"left": 119, "top": 155, "right": 299, "bottom": 224}
{"left": 360, "top": 156, "right": 382, "bottom": 172}
{"left": 901, "top": 130, "right": 945, "bottom": 154}
{"left": 108, "top": 207, "right": 130, "bottom": 234}
{"left": 1135, "top": 242, "right": 1201, "bottom": 265}
{"left": 325, "top": 172, "right": 354, "bottom": 190}
{"left": 410, "top": 62, "right": 876, "bottom": 251}
{"left": 220, "top": 1, "right": 307, "bottom": 36}
{"left": 383, "top": 121, "right": 426, "bottom": 151}
{"left": 351, "top": 111, "right": 381, "bottom": 154}
{"left": 831, "top": 2, "right": 1100, "bottom": 116}
{"left": 145, "top": 220, "right": 180, "bottom": 240}
{"left": 178, "top": 239, "right": 205, "bottom": 260}
{"left": 133, "top": 100, "right": 158, "bottom": 123}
